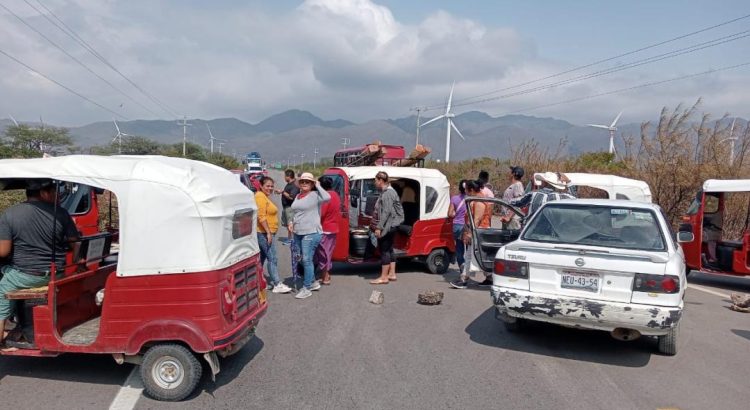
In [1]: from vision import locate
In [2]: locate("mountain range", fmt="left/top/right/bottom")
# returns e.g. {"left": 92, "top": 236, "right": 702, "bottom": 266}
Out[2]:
{"left": 0, "top": 110, "right": 745, "bottom": 163}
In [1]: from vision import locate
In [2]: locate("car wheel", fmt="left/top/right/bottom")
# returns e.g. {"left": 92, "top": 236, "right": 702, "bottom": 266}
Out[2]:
{"left": 497, "top": 312, "right": 523, "bottom": 332}
{"left": 426, "top": 248, "right": 449, "bottom": 275}
{"left": 657, "top": 324, "right": 679, "bottom": 356}
{"left": 140, "top": 344, "right": 203, "bottom": 402}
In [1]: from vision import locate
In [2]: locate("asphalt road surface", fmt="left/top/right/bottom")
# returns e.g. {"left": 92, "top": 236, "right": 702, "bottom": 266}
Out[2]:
{"left": 1, "top": 170, "right": 749, "bottom": 410}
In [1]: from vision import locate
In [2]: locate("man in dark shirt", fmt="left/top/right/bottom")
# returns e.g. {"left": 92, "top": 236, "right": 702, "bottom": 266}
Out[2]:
{"left": 0, "top": 179, "right": 79, "bottom": 347}
{"left": 276, "top": 169, "right": 300, "bottom": 243}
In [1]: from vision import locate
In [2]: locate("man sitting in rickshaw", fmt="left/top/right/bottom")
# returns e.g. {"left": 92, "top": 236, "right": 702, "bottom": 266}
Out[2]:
{"left": 0, "top": 179, "right": 79, "bottom": 349}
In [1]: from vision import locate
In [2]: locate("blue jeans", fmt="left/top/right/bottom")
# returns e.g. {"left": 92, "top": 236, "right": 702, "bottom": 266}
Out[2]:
{"left": 294, "top": 232, "right": 322, "bottom": 289}
{"left": 452, "top": 224, "right": 465, "bottom": 268}
{"left": 258, "top": 232, "right": 280, "bottom": 286}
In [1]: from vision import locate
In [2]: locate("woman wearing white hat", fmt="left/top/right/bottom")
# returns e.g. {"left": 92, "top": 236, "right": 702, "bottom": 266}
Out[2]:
{"left": 289, "top": 172, "right": 330, "bottom": 299}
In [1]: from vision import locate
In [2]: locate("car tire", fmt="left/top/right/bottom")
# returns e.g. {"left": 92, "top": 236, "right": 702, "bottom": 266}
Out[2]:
{"left": 426, "top": 248, "right": 449, "bottom": 275}
{"left": 497, "top": 312, "right": 523, "bottom": 332}
{"left": 140, "top": 343, "right": 203, "bottom": 402}
{"left": 657, "top": 324, "right": 679, "bottom": 356}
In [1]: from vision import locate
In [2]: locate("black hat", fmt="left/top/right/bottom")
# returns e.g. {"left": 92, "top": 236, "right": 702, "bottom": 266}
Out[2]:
{"left": 26, "top": 178, "right": 55, "bottom": 190}
{"left": 509, "top": 166, "right": 524, "bottom": 179}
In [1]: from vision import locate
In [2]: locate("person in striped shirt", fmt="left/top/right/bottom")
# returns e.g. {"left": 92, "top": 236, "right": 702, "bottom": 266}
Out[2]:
{"left": 510, "top": 172, "right": 576, "bottom": 220}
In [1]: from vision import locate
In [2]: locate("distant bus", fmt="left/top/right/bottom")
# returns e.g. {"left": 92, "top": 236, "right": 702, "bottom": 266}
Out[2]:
{"left": 333, "top": 144, "right": 406, "bottom": 167}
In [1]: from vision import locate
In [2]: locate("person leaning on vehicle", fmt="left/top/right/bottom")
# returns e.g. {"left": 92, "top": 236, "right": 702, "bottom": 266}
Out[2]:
{"left": 510, "top": 171, "right": 576, "bottom": 220}
{"left": 0, "top": 179, "right": 80, "bottom": 348}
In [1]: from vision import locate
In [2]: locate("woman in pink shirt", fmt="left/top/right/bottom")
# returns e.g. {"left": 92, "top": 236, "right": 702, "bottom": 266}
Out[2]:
{"left": 315, "top": 176, "right": 341, "bottom": 285}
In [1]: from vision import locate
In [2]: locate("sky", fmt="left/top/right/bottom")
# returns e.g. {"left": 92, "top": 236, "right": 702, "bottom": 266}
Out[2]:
{"left": 0, "top": 0, "right": 748, "bottom": 127}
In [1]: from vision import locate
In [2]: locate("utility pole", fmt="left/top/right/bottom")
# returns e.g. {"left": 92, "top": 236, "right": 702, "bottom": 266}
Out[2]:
{"left": 178, "top": 116, "right": 192, "bottom": 157}
{"left": 300, "top": 153, "right": 306, "bottom": 166}
{"left": 218, "top": 142, "right": 225, "bottom": 154}
{"left": 411, "top": 106, "right": 424, "bottom": 147}
{"left": 313, "top": 147, "right": 319, "bottom": 168}
{"left": 341, "top": 137, "right": 350, "bottom": 150}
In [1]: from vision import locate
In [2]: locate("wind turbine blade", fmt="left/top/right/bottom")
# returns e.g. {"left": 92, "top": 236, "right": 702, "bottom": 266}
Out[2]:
{"left": 586, "top": 124, "right": 611, "bottom": 130}
{"left": 446, "top": 81, "right": 455, "bottom": 114}
{"left": 420, "top": 115, "right": 446, "bottom": 127}
{"left": 113, "top": 119, "right": 121, "bottom": 134}
{"left": 206, "top": 124, "right": 214, "bottom": 139}
{"left": 610, "top": 111, "right": 623, "bottom": 128}
{"left": 450, "top": 120, "right": 466, "bottom": 141}
{"left": 730, "top": 118, "right": 737, "bottom": 137}
{"left": 8, "top": 114, "right": 18, "bottom": 126}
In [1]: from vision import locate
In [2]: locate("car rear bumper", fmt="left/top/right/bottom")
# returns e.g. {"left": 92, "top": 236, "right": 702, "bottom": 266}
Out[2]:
{"left": 491, "top": 286, "right": 682, "bottom": 336}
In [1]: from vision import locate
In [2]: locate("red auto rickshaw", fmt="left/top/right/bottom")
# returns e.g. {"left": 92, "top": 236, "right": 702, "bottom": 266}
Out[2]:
{"left": 0, "top": 155, "right": 267, "bottom": 401}
{"left": 322, "top": 166, "right": 455, "bottom": 274}
{"left": 679, "top": 179, "right": 750, "bottom": 276}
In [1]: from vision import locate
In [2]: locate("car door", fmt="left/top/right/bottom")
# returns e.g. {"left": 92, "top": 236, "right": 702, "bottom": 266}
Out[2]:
{"left": 466, "top": 197, "right": 525, "bottom": 273}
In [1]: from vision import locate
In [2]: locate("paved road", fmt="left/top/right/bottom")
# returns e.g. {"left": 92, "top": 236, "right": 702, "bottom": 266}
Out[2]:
{"left": 1, "top": 170, "right": 749, "bottom": 409}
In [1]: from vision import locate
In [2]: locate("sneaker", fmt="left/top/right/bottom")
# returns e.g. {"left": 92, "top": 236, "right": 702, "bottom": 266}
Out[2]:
{"left": 310, "top": 281, "right": 321, "bottom": 291}
{"left": 266, "top": 283, "right": 274, "bottom": 291}
{"left": 272, "top": 283, "right": 292, "bottom": 294}
{"left": 450, "top": 279, "right": 469, "bottom": 289}
{"left": 295, "top": 287, "right": 313, "bottom": 299}
{"left": 478, "top": 278, "right": 493, "bottom": 287}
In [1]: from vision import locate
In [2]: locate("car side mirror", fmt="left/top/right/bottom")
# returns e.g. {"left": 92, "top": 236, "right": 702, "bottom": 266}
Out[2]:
{"left": 677, "top": 231, "right": 694, "bottom": 243}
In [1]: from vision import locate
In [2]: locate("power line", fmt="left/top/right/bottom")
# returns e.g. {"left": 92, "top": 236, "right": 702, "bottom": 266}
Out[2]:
{"left": 25, "top": 0, "right": 180, "bottom": 118}
{"left": 424, "top": 12, "right": 750, "bottom": 110}
{"left": 0, "top": 2, "right": 160, "bottom": 118}
{"left": 436, "top": 30, "right": 750, "bottom": 111}
{"left": 504, "top": 61, "right": 750, "bottom": 115}
{"left": 0, "top": 46, "right": 128, "bottom": 119}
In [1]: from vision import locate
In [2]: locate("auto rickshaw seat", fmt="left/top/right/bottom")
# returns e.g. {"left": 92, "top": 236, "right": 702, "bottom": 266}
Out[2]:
{"left": 719, "top": 240, "right": 743, "bottom": 250}
{"left": 397, "top": 224, "right": 413, "bottom": 235}
{"left": 5, "top": 285, "right": 48, "bottom": 301}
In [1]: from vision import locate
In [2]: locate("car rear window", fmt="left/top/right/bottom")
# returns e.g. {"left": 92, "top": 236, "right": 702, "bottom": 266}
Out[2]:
{"left": 522, "top": 204, "right": 666, "bottom": 251}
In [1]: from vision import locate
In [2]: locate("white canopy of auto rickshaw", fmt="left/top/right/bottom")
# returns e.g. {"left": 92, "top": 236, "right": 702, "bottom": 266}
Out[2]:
{"left": 333, "top": 166, "right": 450, "bottom": 220}
{"left": 703, "top": 179, "right": 750, "bottom": 193}
{"left": 534, "top": 172, "right": 652, "bottom": 203}
{"left": 0, "top": 155, "right": 258, "bottom": 277}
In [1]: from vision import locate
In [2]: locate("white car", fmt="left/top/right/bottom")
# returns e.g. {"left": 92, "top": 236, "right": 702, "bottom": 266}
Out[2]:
{"left": 465, "top": 198, "right": 689, "bottom": 355}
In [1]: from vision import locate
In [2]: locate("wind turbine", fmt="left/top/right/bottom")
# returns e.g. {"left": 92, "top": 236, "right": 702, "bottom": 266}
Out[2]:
{"left": 419, "top": 82, "right": 465, "bottom": 162}
{"left": 206, "top": 124, "right": 225, "bottom": 154}
{"left": 720, "top": 118, "right": 739, "bottom": 166}
{"left": 112, "top": 119, "right": 129, "bottom": 154}
{"left": 587, "top": 111, "right": 623, "bottom": 156}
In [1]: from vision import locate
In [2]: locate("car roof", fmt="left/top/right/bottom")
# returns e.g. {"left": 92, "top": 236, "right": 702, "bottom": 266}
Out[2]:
{"left": 545, "top": 198, "right": 660, "bottom": 210}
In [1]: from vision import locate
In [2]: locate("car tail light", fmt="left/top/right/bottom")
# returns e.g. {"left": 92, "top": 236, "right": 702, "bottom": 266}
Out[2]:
{"left": 633, "top": 273, "right": 680, "bottom": 294}
{"left": 494, "top": 259, "right": 529, "bottom": 279}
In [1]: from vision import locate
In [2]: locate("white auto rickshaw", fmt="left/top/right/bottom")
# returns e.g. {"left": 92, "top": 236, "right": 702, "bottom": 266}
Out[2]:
{"left": 0, "top": 155, "right": 267, "bottom": 401}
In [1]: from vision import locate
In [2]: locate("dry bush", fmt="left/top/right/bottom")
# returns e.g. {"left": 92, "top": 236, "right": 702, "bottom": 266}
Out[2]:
{"left": 437, "top": 100, "right": 750, "bottom": 232}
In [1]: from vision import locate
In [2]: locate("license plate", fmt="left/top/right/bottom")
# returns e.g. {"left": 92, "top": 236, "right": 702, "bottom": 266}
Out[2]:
{"left": 561, "top": 270, "right": 600, "bottom": 292}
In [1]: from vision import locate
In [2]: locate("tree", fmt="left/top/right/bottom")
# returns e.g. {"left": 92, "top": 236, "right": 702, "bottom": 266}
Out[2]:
{"left": 2, "top": 124, "right": 73, "bottom": 158}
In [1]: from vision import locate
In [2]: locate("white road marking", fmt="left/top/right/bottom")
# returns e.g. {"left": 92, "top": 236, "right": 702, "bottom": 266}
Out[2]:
{"left": 109, "top": 366, "right": 143, "bottom": 410}
{"left": 687, "top": 284, "right": 731, "bottom": 299}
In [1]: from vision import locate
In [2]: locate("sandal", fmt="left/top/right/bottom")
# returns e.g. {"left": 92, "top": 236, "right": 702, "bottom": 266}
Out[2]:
{"left": 387, "top": 276, "right": 397, "bottom": 282}
{"left": 321, "top": 280, "right": 332, "bottom": 285}
{"left": 369, "top": 278, "right": 389, "bottom": 285}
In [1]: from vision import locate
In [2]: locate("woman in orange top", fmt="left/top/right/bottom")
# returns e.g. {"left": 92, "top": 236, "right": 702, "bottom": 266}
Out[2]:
{"left": 255, "top": 176, "right": 291, "bottom": 294}
{"left": 451, "top": 180, "right": 490, "bottom": 289}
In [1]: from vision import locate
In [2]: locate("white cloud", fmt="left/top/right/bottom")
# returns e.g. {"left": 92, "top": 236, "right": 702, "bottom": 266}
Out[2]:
{"left": 0, "top": 0, "right": 748, "bottom": 127}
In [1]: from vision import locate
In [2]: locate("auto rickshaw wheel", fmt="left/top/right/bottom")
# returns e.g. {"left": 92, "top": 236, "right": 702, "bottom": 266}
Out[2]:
{"left": 141, "top": 343, "right": 203, "bottom": 402}
{"left": 426, "top": 248, "right": 449, "bottom": 275}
